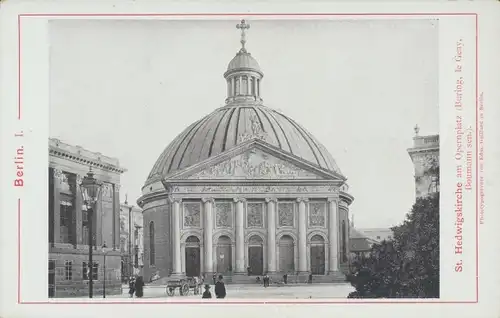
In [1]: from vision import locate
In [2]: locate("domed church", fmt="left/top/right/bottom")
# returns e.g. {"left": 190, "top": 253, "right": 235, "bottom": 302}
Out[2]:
{"left": 138, "top": 20, "right": 353, "bottom": 283}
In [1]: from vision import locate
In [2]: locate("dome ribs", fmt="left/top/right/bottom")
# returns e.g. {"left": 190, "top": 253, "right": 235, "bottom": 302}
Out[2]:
{"left": 266, "top": 109, "right": 294, "bottom": 155}
{"left": 189, "top": 110, "right": 225, "bottom": 168}
{"left": 277, "top": 111, "right": 322, "bottom": 168}
{"left": 168, "top": 115, "right": 212, "bottom": 173}
{"left": 288, "top": 117, "right": 330, "bottom": 170}
{"left": 153, "top": 121, "right": 198, "bottom": 178}
{"left": 221, "top": 107, "right": 237, "bottom": 152}
{"left": 208, "top": 109, "right": 230, "bottom": 157}
{"left": 255, "top": 107, "right": 282, "bottom": 149}
{"left": 232, "top": 106, "right": 243, "bottom": 148}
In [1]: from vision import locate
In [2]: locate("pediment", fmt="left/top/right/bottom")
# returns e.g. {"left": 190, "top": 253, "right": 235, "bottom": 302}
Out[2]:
{"left": 169, "top": 141, "right": 342, "bottom": 181}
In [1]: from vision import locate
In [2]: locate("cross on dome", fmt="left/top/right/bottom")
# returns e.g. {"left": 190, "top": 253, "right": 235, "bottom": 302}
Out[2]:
{"left": 236, "top": 19, "right": 250, "bottom": 52}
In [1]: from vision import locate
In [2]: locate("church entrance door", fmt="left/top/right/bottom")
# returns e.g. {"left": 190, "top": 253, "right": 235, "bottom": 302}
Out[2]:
{"left": 248, "top": 235, "right": 263, "bottom": 276}
{"left": 216, "top": 235, "right": 232, "bottom": 275}
{"left": 185, "top": 236, "right": 201, "bottom": 277}
{"left": 278, "top": 235, "right": 295, "bottom": 273}
{"left": 310, "top": 235, "right": 326, "bottom": 275}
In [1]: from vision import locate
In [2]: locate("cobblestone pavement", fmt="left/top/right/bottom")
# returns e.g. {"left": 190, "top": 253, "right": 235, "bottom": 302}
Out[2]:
{"left": 56, "top": 283, "right": 354, "bottom": 301}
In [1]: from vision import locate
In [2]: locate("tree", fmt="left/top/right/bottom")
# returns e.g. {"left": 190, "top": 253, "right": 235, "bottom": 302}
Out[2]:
{"left": 347, "top": 194, "right": 439, "bottom": 298}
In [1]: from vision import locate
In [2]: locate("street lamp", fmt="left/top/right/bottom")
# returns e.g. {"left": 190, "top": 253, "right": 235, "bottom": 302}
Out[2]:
{"left": 102, "top": 243, "right": 112, "bottom": 298}
{"left": 79, "top": 166, "right": 103, "bottom": 299}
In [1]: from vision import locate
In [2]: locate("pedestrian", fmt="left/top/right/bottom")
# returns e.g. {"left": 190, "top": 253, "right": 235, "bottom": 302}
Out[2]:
{"left": 202, "top": 284, "right": 212, "bottom": 299}
{"left": 283, "top": 273, "right": 288, "bottom": 284}
{"left": 135, "top": 276, "right": 145, "bottom": 298}
{"left": 308, "top": 273, "right": 313, "bottom": 284}
{"left": 212, "top": 273, "right": 217, "bottom": 285}
{"left": 264, "top": 274, "right": 269, "bottom": 287}
{"left": 128, "top": 277, "right": 136, "bottom": 298}
{"left": 214, "top": 275, "right": 226, "bottom": 299}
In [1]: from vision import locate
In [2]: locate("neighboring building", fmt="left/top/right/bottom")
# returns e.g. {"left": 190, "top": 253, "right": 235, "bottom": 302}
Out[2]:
{"left": 48, "top": 138, "right": 126, "bottom": 297}
{"left": 407, "top": 125, "right": 440, "bottom": 198}
{"left": 137, "top": 20, "right": 353, "bottom": 284}
{"left": 358, "top": 228, "right": 393, "bottom": 243}
{"left": 349, "top": 228, "right": 378, "bottom": 258}
{"left": 119, "top": 202, "right": 144, "bottom": 280}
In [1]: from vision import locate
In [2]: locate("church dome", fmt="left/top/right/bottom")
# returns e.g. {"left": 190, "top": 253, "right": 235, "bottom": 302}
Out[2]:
{"left": 226, "top": 51, "right": 262, "bottom": 75}
{"left": 145, "top": 105, "right": 341, "bottom": 185}
{"left": 144, "top": 20, "right": 342, "bottom": 187}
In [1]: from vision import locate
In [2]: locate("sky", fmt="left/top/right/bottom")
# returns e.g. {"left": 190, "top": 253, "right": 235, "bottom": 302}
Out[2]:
{"left": 49, "top": 18, "right": 438, "bottom": 228}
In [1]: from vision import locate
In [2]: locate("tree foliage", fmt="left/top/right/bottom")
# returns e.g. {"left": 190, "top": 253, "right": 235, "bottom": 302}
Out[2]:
{"left": 347, "top": 194, "right": 439, "bottom": 298}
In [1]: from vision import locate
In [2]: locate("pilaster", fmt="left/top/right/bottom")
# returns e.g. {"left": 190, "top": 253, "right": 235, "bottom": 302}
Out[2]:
{"left": 202, "top": 197, "right": 214, "bottom": 275}
{"left": 327, "top": 198, "right": 340, "bottom": 274}
{"left": 170, "top": 197, "right": 183, "bottom": 276}
{"left": 234, "top": 197, "right": 246, "bottom": 274}
{"left": 113, "top": 184, "right": 121, "bottom": 250}
{"left": 265, "top": 198, "right": 277, "bottom": 274}
{"left": 75, "top": 174, "right": 83, "bottom": 245}
{"left": 297, "top": 197, "right": 309, "bottom": 274}
{"left": 53, "top": 169, "right": 62, "bottom": 244}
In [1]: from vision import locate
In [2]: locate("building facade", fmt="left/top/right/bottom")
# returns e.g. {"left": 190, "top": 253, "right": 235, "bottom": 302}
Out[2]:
{"left": 138, "top": 21, "right": 353, "bottom": 283}
{"left": 358, "top": 228, "right": 393, "bottom": 243}
{"left": 48, "top": 138, "right": 126, "bottom": 297}
{"left": 119, "top": 202, "right": 144, "bottom": 280}
{"left": 407, "top": 126, "right": 440, "bottom": 198}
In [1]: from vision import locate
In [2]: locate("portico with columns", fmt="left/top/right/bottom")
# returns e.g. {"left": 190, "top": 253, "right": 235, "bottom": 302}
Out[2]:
{"left": 160, "top": 172, "right": 352, "bottom": 282}
{"left": 138, "top": 20, "right": 353, "bottom": 283}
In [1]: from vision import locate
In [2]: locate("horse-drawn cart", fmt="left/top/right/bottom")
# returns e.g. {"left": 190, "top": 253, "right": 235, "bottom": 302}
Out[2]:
{"left": 165, "top": 277, "right": 201, "bottom": 297}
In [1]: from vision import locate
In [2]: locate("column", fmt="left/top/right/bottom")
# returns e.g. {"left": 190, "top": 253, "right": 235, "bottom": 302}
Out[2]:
{"left": 171, "top": 198, "right": 182, "bottom": 275}
{"left": 247, "top": 76, "right": 251, "bottom": 95}
{"left": 328, "top": 199, "right": 339, "bottom": 273}
{"left": 234, "top": 198, "right": 246, "bottom": 274}
{"left": 75, "top": 174, "right": 83, "bottom": 246}
{"left": 202, "top": 198, "right": 214, "bottom": 275}
{"left": 265, "top": 198, "right": 277, "bottom": 273}
{"left": 297, "top": 198, "right": 308, "bottom": 273}
{"left": 53, "top": 168, "right": 62, "bottom": 244}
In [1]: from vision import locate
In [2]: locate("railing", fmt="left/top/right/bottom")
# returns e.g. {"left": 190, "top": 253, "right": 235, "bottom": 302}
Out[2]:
{"left": 413, "top": 135, "right": 439, "bottom": 148}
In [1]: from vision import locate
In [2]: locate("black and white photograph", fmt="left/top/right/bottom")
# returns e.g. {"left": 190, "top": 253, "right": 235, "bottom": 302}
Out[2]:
{"left": 46, "top": 18, "right": 441, "bottom": 300}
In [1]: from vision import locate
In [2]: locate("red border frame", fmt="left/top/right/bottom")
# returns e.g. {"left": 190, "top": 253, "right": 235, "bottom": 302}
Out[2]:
{"left": 16, "top": 12, "right": 479, "bottom": 305}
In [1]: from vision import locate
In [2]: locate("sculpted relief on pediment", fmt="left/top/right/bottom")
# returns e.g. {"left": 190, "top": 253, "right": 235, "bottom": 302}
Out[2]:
{"left": 189, "top": 149, "right": 321, "bottom": 180}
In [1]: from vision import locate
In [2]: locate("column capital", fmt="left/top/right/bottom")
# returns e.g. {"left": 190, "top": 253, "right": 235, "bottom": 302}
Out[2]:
{"left": 76, "top": 173, "right": 83, "bottom": 186}
{"left": 265, "top": 198, "right": 278, "bottom": 203}
{"left": 169, "top": 197, "right": 183, "bottom": 204}
{"left": 53, "top": 168, "right": 63, "bottom": 181}
{"left": 233, "top": 197, "right": 247, "bottom": 203}
{"left": 202, "top": 197, "right": 215, "bottom": 204}
{"left": 296, "top": 197, "right": 309, "bottom": 203}
{"left": 327, "top": 198, "right": 338, "bottom": 204}
{"left": 114, "top": 184, "right": 121, "bottom": 192}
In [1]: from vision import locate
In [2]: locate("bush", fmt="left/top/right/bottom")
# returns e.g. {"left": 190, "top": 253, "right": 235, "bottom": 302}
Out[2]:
{"left": 347, "top": 194, "right": 439, "bottom": 298}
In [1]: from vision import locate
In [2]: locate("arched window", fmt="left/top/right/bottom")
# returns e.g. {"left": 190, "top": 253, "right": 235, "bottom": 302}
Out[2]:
{"left": 149, "top": 221, "right": 155, "bottom": 266}
{"left": 341, "top": 220, "right": 347, "bottom": 262}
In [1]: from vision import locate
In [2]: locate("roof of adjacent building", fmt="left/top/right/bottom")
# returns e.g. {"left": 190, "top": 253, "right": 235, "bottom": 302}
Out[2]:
{"left": 349, "top": 227, "right": 379, "bottom": 252}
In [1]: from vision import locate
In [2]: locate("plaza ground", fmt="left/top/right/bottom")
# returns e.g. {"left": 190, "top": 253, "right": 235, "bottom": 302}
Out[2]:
{"left": 55, "top": 283, "right": 354, "bottom": 301}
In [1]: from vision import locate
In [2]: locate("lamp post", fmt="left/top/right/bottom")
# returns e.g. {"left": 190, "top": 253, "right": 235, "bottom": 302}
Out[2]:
{"left": 79, "top": 167, "right": 103, "bottom": 299}
{"left": 102, "top": 243, "right": 111, "bottom": 298}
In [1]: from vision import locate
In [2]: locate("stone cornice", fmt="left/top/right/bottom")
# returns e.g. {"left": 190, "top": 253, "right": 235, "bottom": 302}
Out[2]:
{"left": 136, "top": 191, "right": 169, "bottom": 208}
{"left": 339, "top": 191, "right": 354, "bottom": 205}
{"left": 50, "top": 138, "right": 127, "bottom": 174}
